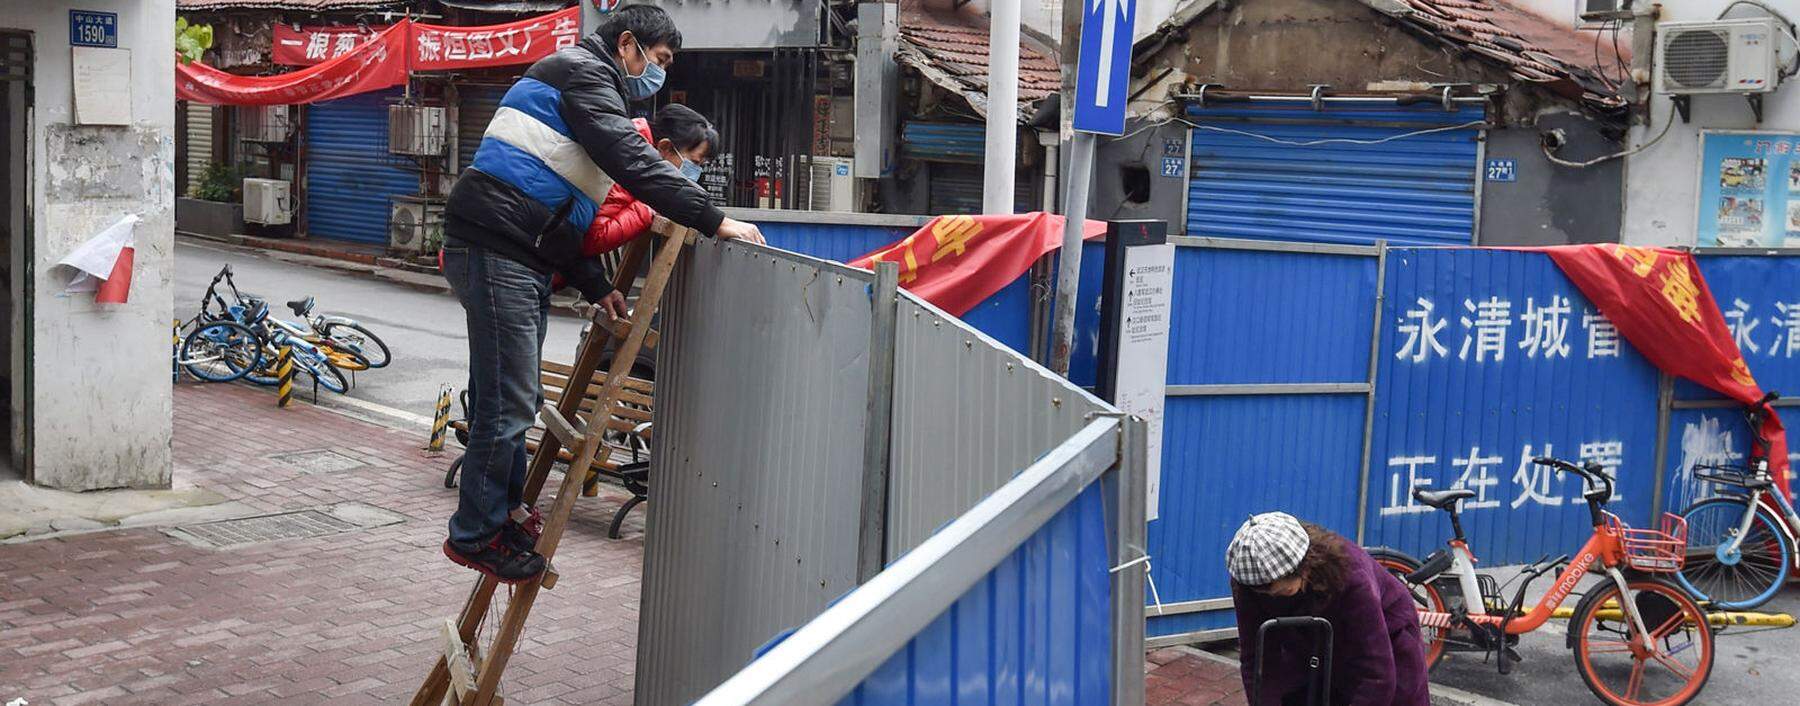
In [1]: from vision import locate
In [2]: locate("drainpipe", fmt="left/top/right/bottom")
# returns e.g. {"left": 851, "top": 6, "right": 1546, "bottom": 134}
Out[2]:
{"left": 983, "top": 0, "right": 1022, "bottom": 213}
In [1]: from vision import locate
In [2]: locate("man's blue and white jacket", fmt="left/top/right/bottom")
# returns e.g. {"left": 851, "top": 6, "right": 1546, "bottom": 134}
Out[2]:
{"left": 445, "top": 33, "right": 723, "bottom": 299}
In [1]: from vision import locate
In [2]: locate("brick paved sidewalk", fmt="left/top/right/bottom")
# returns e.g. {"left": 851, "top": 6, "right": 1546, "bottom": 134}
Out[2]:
{"left": 1, "top": 383, "right": 646, "bottom": 705}
{"left": 2, "top": 381, "right": 1248, "bottom": 706}
{"left": 1146, "top": 647, "right": 1248, "bottom": 706}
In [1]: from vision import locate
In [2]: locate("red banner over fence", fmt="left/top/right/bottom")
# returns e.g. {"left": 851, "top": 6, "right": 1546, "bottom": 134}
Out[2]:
{"left": 1546, "top": 244, "right": 1791, "bottom": 498}
{"left": 850, "top": 212, "right": 1106, "bottom": 317}
{"left": 178, "top": 23, "right": 408, "bottom": 105}
{"left": 180, "top": 7, "right": 580, "bottom": 105}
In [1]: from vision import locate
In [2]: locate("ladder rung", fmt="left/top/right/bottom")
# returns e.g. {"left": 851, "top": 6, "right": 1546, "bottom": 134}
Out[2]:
{"left": 441, "top": 618, "right": 475, "bottom": 699}
{"left": 541, "top": 561, "right": 558, "bottom": 590}
{"left": 593, "top": 316, "right": 659, "bottom": 350}
{"left": 538, "top": 403, "right": 588, "bottom": 448}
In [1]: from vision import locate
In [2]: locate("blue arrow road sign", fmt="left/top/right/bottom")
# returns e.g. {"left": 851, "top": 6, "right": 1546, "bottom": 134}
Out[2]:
{"left": 1073, "top": 0, "right": 1137, "bottom": 135}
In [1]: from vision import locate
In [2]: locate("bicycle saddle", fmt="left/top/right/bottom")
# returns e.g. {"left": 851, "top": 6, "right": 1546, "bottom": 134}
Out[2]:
{"left": 286, "top": 296, "right": 315, "bottom": 317}
{"left": 1414, "top": 487, "right": 1475, "bottom": 510}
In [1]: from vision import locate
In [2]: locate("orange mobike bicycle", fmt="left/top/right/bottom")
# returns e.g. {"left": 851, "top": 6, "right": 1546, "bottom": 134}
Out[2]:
{"left": 1372, "top": 457, "right": 1713, "bottom": 706}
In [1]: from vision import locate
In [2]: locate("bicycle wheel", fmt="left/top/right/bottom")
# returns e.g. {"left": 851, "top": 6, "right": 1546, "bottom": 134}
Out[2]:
{"left": 294, "top": 355, "right": 350, "bottom": 394}
{"left": 1676, "top": 497, "right": 1791, "bottom": 610}
{"left": 321, "top": 321, "right": 391, "bottom": 368}
{"left": 1370, "top": 548, "right": 1448, "bottom": 669}
{"left": 1571, "top": 577, "right": 1714, "bottom": 706}
{"left": 179, "top": 321, "right": 262, "bottom": 383}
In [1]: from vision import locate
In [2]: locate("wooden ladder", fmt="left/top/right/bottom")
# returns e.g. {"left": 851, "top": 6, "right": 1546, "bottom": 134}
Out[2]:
{"left": 412, "top": 219, "right": 694, "bottom": 706}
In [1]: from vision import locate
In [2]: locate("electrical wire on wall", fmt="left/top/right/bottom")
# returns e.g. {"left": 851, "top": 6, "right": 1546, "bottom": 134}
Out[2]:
{"left": 1119, "top": 97, "right": 1490, "bottom": 146}
{"left": 1541, "top": 104, "right": 1677, "bottom": 169}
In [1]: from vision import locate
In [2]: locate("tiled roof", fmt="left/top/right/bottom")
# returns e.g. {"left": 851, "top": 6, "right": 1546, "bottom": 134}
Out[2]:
{"left": 177, "top": 0, "right": 408, "bottom": 10}
{"left": 1136, "top": 0, "right": 1629, "bottom": 116}
{"left": 896, "top": 0, "right": 1062, "bottom": 124}
{"left": 1375, "top": 0, "right": 1629, "bottom": 113}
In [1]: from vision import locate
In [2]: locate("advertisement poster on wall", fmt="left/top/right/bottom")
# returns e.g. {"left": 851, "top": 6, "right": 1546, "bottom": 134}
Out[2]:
{"left": 1696, "top": 130, "right": 1800, "bottom": 248}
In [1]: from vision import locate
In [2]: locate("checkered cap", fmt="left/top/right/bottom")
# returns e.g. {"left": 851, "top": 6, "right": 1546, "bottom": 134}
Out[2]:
{"left": 1226, "top": 512, "right": 1310, "bottom": 586}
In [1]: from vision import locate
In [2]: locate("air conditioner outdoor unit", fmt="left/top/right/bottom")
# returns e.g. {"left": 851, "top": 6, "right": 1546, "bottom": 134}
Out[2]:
{"left": 243, "top": 178, "right": 292, "bottom": 225}
{"left": 1655, "top": 18, "right": 1784, "bottom": 96}
{"left": 239, "top": 105, "right": 292, "bottom": 143}
{"left": 389, "top": 105, "right": 448, "bottom": 157}
{"left": 805, "top": 157, "right": 855, "bottom": 211}
{"left": 389, "top": 197, "right": 445, "bottom": 254}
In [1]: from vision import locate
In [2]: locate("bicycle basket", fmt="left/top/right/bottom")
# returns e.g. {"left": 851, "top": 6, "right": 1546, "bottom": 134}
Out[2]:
{"left": 1607, "top": 512, "right": 1688, "bottom": 573}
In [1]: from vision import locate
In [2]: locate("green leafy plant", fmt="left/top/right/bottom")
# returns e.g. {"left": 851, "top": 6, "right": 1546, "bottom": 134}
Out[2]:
{"left": 176, "top": 17, "right": 213, "bottom": 65}
{"left": 190, "top": 162, "right": 239, "bottom": 203}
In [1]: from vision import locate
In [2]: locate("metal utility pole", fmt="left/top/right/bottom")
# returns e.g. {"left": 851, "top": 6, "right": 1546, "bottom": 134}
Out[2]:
{"left": 983, "top": 0, "right": 1022, "bottom": 213}
{"left": 1049, "top": 0, "right": 1089, "bottom": 375}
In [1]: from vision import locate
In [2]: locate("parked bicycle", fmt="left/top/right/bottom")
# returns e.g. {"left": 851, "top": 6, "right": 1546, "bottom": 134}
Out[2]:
{"left": 178, "top": 265, "right": 379, "bottom": 394}
{"left": 1676, "top": 391, "right": 1799, "bottom": 611}
{"left": 1372, "top": 457, "right": 1713, "bottom": 706}
{"left": 279, "top": 295, "right": 392, "bottom": 370}
{"left": 173, "top": 265, "right": 264, "bottom": 383}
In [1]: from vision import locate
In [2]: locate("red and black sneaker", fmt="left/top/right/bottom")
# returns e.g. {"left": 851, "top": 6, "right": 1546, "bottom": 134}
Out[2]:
{"left": 499, "top": 505, "right": 545, "bottom": 553}
{"left": 443, "top": 534, "right": 546, "bottom": 585}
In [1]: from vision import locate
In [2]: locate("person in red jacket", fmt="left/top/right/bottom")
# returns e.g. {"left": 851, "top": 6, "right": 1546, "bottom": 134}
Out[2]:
{"left": 441, "top": 104, "right": 719, "bottom": 319}
{"left": 581, "top": 103, "right": 717, "bottom": 259}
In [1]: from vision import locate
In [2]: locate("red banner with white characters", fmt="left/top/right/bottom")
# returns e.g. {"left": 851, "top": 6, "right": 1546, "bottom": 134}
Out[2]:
{"left": 178, "top": 22, "right": 408, "bottom": 105}
{"left": 271, "top": 9, "right": 577, "bottom": 68}
{"left": 411, "top": 7, "right": 581, "bottom": 71}
{"left": 179, "top": 7, "right": 581, "bottom": 105}
{"left": 850, "top": 212, "right": 1107, "bottom": 317}
{"left": 1545, "top": 244, "right": 1791, "bottom": 498}
{"left": 273, "top": 24, "right": 388, "bottom": 66}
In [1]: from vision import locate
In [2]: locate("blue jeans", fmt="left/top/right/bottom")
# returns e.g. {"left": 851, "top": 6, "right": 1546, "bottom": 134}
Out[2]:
{"left": 442, "top": 243, "right": 551, "bottom": 546}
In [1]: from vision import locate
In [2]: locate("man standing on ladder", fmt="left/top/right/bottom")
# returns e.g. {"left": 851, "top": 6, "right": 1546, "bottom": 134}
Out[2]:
{"left": 439, "top": 4, "right": 763, "bottom": 583}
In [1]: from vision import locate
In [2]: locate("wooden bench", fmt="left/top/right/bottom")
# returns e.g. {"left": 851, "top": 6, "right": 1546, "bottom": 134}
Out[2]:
{"left": 445, "top": 357, "right": 655, "bottom": 539}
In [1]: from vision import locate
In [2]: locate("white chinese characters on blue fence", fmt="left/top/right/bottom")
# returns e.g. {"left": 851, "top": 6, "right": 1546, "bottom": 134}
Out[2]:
{"left": 1396, "top": 296, "right": 1620, "bottom": 363}
{"left": 1724, "top": 298, "right": 1800, "bottom": 358}
{"left": 1381, "top": 441, "right": 1627, "bottom": 516}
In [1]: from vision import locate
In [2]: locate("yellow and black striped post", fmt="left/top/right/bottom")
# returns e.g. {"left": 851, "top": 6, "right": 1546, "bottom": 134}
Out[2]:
{"left": 276, "top": 345, "right": 295, "bottom": 408}
{"left": 427, "top": 384, "right": 453, "bottom": 452}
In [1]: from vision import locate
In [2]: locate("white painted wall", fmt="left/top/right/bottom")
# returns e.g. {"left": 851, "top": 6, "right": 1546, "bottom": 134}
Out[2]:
{"left": 1623, "top": 1, "right": 1800, "bottom": 246}
{"left": 5, "top": 2, "right": 175, "bottom": 489}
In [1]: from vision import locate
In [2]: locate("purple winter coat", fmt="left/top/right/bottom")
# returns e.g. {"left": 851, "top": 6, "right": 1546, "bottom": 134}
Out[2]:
{"left": 1230, "top": 540, "right": 1430, "bottom": 706}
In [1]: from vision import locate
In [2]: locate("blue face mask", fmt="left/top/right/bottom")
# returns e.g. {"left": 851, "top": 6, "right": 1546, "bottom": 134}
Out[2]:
{"left": 679, "top": 159, "right": 703, "bottom": 182}
{"left": 622, "top": 40, "right": 665, "bottom": 100}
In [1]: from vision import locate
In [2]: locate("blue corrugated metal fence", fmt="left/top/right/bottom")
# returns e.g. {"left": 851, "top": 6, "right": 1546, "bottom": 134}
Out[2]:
{"left": 842, "top": 484, "right": 1112, "bottom": 705}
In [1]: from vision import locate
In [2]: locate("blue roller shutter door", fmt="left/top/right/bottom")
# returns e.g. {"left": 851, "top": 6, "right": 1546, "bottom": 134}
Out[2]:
{"left": 1185, "top": 101, "right": 1486, "bottom": 246}
{"left": 305, "top": 89, "right": 418, "bottom": 245}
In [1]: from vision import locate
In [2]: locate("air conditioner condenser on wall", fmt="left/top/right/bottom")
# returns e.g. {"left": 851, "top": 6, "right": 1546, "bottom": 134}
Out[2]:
{"left": 1655, "top": 17, "right": 1791, "bottom": 121}
{"left": 805, "top": 157, "right": 855, "bottom": 211}
{"left": 242, "top": 178, "right": 292, "bottom": 225}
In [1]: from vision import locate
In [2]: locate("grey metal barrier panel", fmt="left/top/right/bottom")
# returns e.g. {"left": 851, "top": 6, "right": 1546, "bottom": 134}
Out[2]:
{"left": 887, "top": 293, "right": 1112, "bottom": 556}
{"left": 636, "top": 238, "right": 880, "bottom": 705}
{"left": 690, "top": 418, "right": 1124, "bottom": 706}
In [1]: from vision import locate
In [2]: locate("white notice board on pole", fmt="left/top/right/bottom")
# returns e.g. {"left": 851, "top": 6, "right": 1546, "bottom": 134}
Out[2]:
{"left": 72, "top": 47, "right": 131, "bottom": 126}
{"left": 1113, "top": 243, "right": 1174, "bottom": 519}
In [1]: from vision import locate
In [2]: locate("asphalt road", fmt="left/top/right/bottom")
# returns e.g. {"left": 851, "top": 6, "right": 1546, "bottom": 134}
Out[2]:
{"left": 173, "top": 240, "right": 586, "bottom": 430}
{"left": 1426, "top": 578, "right": 1799, "bottom": 705}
